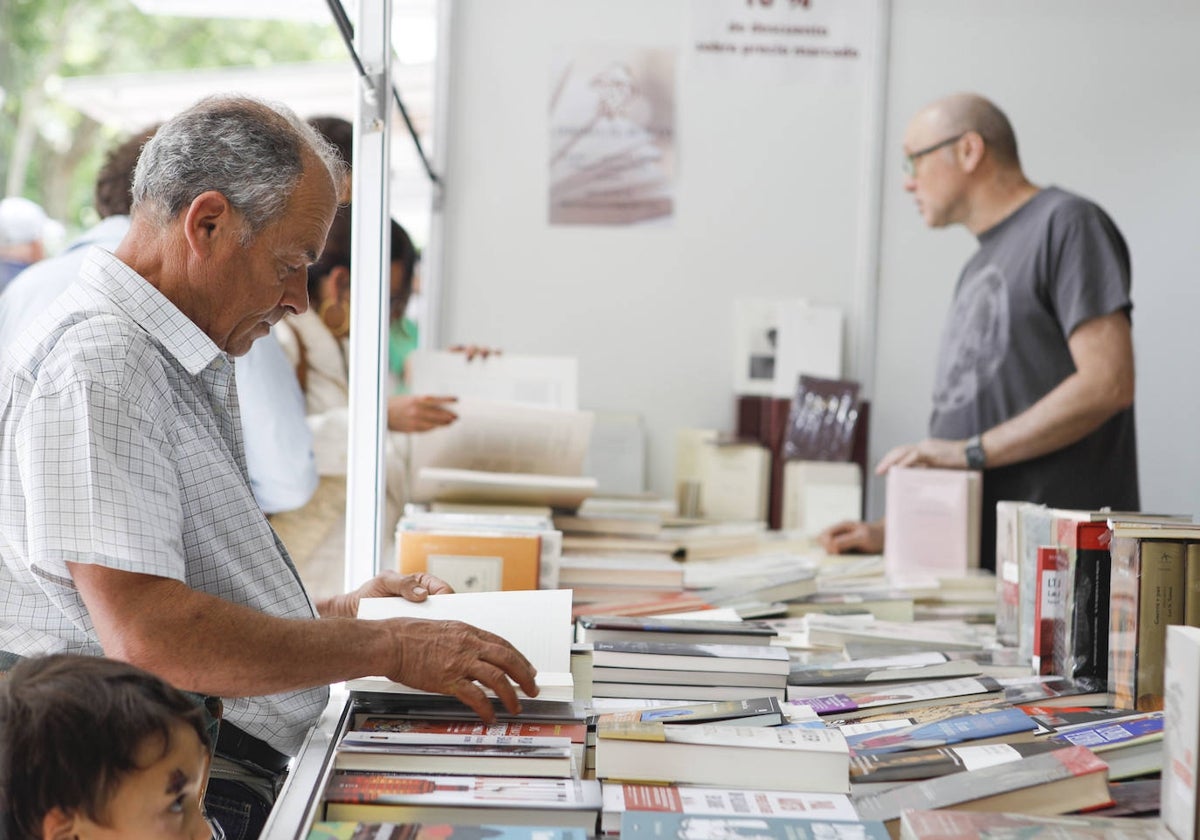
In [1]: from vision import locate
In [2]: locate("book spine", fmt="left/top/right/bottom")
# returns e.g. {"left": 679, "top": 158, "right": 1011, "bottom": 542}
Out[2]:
{"left": 1108, "top": 535, "right": 1142, "bottom": 709}
{"left": 1186, "top": 542, "right": 1200, "bottom": 628}
{"left": 994, "top": 502, "right": 1021, "bottom": 647}
{"left": 1162, "top": 626, "right": 1200, "bottom": 840}
{"left": 1034, "top": 546, "right": 1065, "bottom": 677}
{"left": 1133, "top": 540, "right": 1186, "bottom": 711}
{"left": 1065, "top": 543, "right": 1112, "bottom": 690}
{"left": 1017, "top": 508, "right": 1053, "bottom": 665}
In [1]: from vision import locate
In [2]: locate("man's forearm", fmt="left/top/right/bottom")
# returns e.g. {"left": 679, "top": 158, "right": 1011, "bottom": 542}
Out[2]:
{"left": 71, "top": 563, "right": 394, "bottom": 697}
{"left": 980, "top": 367, "right": 1132, "bottom": 469}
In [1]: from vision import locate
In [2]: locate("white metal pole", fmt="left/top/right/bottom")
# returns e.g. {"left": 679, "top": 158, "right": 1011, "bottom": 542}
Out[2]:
{"left": 344, "top": 0, "right": 392, "bottom": 591}
{"left": 421, "top": 0, "right": 454, "bottom": 352}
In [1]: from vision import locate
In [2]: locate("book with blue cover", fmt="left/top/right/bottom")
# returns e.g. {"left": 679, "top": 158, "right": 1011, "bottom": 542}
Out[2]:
{"left": 846, "top": 706, "right": 1036, "bottom": 754}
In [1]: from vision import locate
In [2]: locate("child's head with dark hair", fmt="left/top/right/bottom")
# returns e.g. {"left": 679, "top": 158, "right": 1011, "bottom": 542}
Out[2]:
{"left": 0, "top": 654, "right": 214, "bottom": 840}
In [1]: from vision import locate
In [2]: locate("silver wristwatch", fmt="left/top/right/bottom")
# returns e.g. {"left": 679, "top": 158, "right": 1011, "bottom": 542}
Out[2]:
{"left": 965, "top": 434, "right": 986, "bottom": 470}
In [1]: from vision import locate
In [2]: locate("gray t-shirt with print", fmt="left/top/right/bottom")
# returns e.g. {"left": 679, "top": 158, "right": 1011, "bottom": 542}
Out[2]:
{"left": 929, "top": 186, "right": 1139, "bottom": 570}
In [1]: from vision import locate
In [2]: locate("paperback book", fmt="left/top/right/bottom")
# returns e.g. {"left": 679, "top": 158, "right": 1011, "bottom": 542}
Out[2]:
{"left": 597, "top": 697, "right": 785, "bottom": 728}
{"left": 620, "top": 812, "right": 889, "bottom": 840}
{"left": 334, "top": 732, "right": 574, "bottom": 777}
{"left": 322, "top": 773, "right": 602, "bottom": 831}
{"left": 786, "top": 677, "right": 1002, "bottom": 721}
{"left": 897, "top": 810, "right": 1167, "bottom": 840}
{"left": 849, "top": 740, "right": 1063, "bottom": 785}
{"left": 306, "top": 823, "right": 589, "bottom": 840}
{"left": 575, "top": 616, "right": 777, "bottom": 646}
{"left": 589, "top": 639, "right": 790, "bottom": 675}
{"left": 843, "top": 706, "right": 1036, "bottom": 754}
{"left": 600, "top": 782, "right": 859, "bottom": 834}
{"left": 594, "top": 721, "right": 849, "bottom": 793}
{"left": 851, "top": 746, "right": 1113, "bottom": 832}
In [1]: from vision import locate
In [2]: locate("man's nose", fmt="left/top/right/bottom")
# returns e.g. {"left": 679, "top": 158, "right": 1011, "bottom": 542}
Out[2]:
{"left": 282, "top": 270, "right": 309, "bottom": 316}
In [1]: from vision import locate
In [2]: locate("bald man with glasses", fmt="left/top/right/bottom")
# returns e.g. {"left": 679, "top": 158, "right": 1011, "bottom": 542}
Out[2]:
{"left": 820, "top": 92, "right": 1139, "bottom": 571}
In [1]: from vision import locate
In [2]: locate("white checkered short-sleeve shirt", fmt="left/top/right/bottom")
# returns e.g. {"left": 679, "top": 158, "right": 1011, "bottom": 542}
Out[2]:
{"left": 0, "top": 248, "right": 328, "bottom": 755}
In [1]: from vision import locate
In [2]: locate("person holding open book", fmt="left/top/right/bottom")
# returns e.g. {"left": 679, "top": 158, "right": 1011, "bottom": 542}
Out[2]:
{"left": 820, "top": 92, "right": 1138, "bottom": 571}
{"left": 0, "top": 96, "right": 539, "bottom": 840}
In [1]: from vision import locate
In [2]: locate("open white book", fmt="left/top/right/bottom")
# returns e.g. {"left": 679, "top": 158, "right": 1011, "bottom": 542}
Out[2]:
{"left": 347, "top": 590, "right": 576, "bottom": 701}
{"left": 405, "top": 351, "right": 596, "bottom": 508}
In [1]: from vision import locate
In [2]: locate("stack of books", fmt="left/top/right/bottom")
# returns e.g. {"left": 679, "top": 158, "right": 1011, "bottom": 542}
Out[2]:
{"left": 588, "top": 639, "right": 790, "bottom": 701}
{"left": 395, "top": 508, "right": 563, "bottom": 592}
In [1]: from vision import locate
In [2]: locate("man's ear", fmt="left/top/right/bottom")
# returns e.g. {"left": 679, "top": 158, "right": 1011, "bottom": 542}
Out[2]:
{"left": 959, "top": 131, "right": 986, "bottom": 173}
{"left": 182, "top": 190, "right": 238, "bottom": 258}
{"left": 42, "top": 806, "right": 80, "bottom": 840}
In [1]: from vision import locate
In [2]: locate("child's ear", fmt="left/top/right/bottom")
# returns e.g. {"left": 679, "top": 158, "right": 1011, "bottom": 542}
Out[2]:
{"left": 41, "top": 807, "right": 78, "bottom": 839}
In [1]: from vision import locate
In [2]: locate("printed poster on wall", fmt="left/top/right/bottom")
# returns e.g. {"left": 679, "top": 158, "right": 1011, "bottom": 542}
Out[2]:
{"left": 548, "top": 46, "right": 676, "bottom": 226}
{"left": 691, "top": 0, "right": 875, "bottom": 83}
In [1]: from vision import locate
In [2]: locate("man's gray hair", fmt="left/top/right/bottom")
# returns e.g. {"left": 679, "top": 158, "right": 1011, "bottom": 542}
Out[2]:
{"left": 131, "top": 94, "right": 347, "bottom": 240}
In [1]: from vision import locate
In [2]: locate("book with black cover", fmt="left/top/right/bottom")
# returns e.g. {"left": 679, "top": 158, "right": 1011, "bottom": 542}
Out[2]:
{"left": 849, "top": 740, "right": 1062, "bottom": 785}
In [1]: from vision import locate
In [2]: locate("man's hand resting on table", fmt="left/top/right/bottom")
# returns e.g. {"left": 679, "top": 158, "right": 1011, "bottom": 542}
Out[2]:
{"left": 818, "top": 519, "right": 885, "bottom": 555}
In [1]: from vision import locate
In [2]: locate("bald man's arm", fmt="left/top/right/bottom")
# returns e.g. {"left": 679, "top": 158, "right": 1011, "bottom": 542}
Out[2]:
{"left": 876, "top": 311, "right": 1134, "bottom": 473}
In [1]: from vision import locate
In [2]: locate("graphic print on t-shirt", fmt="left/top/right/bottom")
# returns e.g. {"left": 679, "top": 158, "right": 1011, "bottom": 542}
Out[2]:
{"left": 932, "top": 264, "right": 1010, "bottom": 413}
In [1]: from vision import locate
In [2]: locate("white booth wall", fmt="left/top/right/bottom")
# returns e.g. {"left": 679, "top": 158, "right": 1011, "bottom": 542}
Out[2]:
{"left": 434, "top": 0, "right": 1200, "bottom": 519}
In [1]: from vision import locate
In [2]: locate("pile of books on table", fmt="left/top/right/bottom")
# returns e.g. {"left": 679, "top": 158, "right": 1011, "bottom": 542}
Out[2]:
{"left": 299, "top": 552, "right": 1200, "bottom": 840}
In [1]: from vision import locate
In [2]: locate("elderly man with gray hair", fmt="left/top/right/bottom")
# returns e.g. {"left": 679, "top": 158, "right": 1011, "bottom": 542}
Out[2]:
{"left": 0, "top": 95, "right": 538, "bottom": 839}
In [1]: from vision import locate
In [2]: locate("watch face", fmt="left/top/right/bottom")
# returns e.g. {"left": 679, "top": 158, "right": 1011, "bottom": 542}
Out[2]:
{"left": 966, "top": 442, "right": 985, "bottom": 470}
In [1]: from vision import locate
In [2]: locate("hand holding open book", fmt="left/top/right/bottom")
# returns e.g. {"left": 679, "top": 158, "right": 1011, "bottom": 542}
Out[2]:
{"left": 349, "top": 591, "right": 576, "bottom": 713}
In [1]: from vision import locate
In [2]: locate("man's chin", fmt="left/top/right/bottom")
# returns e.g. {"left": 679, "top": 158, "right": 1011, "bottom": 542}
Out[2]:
{"left": 227, "top": 324, "right": 271, "bottom": 356}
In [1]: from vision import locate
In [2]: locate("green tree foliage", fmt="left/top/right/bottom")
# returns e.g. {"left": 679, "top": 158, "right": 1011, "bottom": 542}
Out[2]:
{"left": 0, "top": 0, "right": 341, "bottom": 233}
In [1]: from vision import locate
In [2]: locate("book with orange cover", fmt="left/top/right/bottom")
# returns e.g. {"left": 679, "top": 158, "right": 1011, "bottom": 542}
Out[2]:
{"left": 397, "top": 531, "right": 540, "bottom": 592}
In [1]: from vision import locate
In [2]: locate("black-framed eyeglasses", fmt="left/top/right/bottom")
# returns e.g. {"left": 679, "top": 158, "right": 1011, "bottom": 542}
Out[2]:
{"left": 902, "top": 133, "right": 966, "bottom": 176}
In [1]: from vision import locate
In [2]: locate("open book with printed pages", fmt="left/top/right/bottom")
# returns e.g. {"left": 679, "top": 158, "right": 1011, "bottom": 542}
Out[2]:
{"left": 347, "top": 590, "right": 574, "bottom": 701}
{"left": 405, "top": 352, "right": 596, "bottom": 509}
